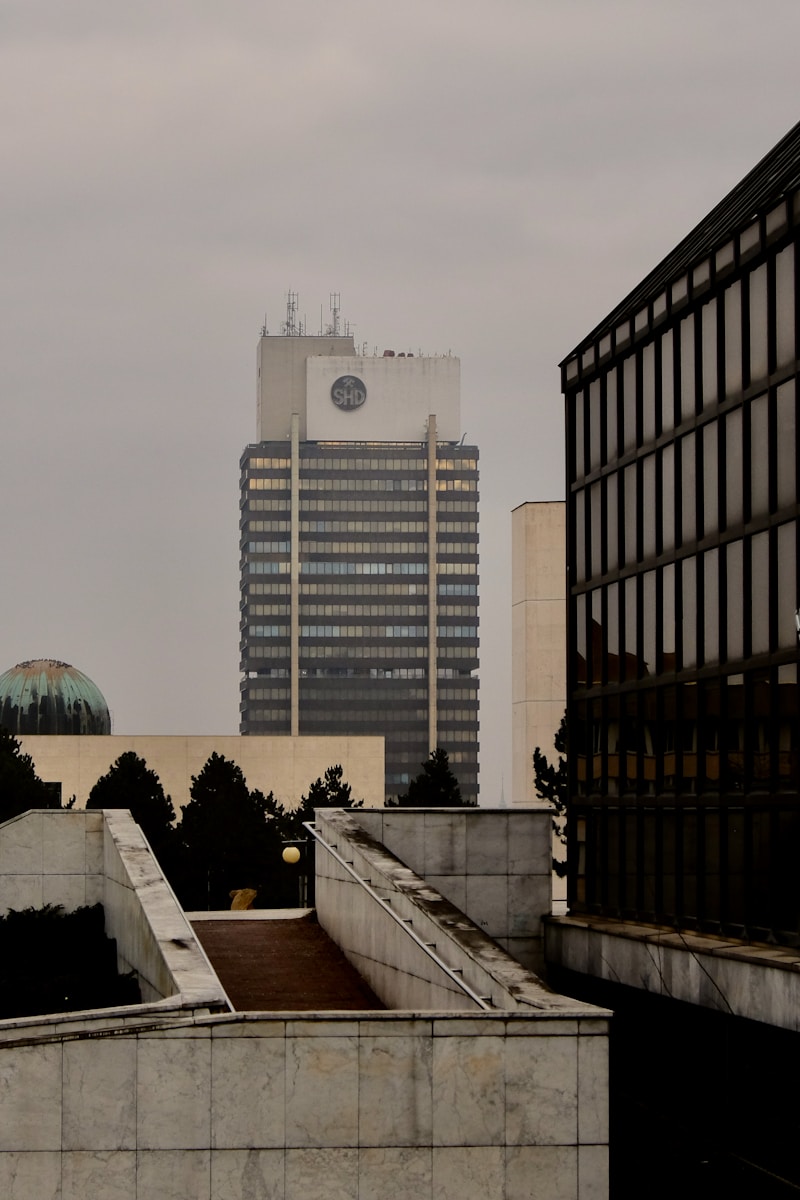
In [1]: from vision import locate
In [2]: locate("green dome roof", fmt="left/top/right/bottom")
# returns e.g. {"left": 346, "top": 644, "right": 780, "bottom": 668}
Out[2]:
{"left": 0, "top": 660, "right": 111, "bottom": 735}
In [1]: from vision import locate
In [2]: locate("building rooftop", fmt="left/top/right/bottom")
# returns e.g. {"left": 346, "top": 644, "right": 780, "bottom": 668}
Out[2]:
{"left": 562, "top": 118, "right": 800, "bottom": 365}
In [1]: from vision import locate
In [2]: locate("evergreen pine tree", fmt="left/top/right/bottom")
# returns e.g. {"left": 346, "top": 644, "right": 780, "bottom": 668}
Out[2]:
{"left": 395, "top": 747, "right": 468, "bottom": 807}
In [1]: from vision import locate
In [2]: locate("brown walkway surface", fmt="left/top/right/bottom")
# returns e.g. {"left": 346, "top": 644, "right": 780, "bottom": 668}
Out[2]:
{"left": 192, "top": 913, "right": 385, "bottom": 1012}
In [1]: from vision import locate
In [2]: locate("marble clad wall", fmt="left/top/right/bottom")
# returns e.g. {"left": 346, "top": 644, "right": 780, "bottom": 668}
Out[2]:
{"left": 101, "top": 811, "right": 229, "bottom": 1009}
{"left": 314, "top": 809, "right": 582, "bottom": 1016}
{"left": 354, "top": 808, "right": 552, "bottom": 973}
{"left": 0, "top": 809, "right": 104, "bottom": 915}
{"left": 0, "top": 810, "right": 228, "bottom": 1010}
{"left": 0, "top": 1010, "right": 609, "bottom": 1200}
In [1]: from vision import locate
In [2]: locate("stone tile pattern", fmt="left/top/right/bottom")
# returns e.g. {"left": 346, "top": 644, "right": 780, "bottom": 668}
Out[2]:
{"left": 0, "top": 810, "right": 228, "bottom": 1011}
{"left": 0, "top": 809, "right": 104, "bottom": 916}
{"left": 317, "top": 810, "right": 561, "bottom": 1008}
{"left": 0, "top": 1012, "right": 608, "bottom": 1199}
{"left": 548, "top": 913, "right": 800, "bottom": 1034}
{"left": 101, "top": 811, "right": 228, "bottom": 1008}
{"left": 355, "top": 809, "right": 551, "bottom": 974}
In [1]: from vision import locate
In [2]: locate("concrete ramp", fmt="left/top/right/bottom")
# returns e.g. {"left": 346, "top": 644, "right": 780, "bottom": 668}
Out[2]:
{"left": 191, "top": 911, "right": 385, "bottom": 1011}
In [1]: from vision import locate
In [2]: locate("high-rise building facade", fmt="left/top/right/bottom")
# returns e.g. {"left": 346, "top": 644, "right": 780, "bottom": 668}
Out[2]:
{"left": 240, "top": 325, "right": 479, "bottom": 804}
{"left": 561, "top": 122, "right": 800, "bottom": 945}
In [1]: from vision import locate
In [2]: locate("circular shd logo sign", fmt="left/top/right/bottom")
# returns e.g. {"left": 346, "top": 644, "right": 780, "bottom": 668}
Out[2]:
{"left": 331, "top": 375, "right": 367, "bottom": 411}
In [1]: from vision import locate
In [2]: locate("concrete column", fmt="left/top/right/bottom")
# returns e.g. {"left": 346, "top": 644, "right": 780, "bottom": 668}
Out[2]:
{"left": 427, "top": 415, "right": 438, "bottom": 753}
{"left": 290, "top": 413, "right": 300, "bottom": 737}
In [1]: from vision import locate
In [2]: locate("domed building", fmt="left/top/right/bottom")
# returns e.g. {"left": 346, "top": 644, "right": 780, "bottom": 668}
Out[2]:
{"left": 0, "top": 660, "right": 111, "bottom": 735}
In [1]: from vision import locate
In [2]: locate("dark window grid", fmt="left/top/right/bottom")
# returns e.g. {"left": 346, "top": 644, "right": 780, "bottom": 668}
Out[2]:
{"left": 721, "top": 538, "right": 737, "bottom": 667}
{"left": 570, "top": 228, "right": 795, "bottom": 407}
{"left": 741, "top": 534, "right": 755, "bottom": 661}
{"left": 656, "top": 447, "right": 671, "bottom": 558}
{"left": 744, "top": 394, "right": 760, "bottom": 528}
{"left": 654, "top": 568, "right": 666, "bottom": 677}
{"left": 742, "top": 266, "right": 755, "bottom": 392}
{"left": 703, "top": 293, "right": 725, "bottom": 414}
{"left": 652, "top": 334, "right": 663, "bottom": 442}
{"left": 636, "top": 347, "right": 646, "bottom": 450}
{"left": 599, "top": 372, "right": 610, "bottom": 468}
{"left": 578, "top": 389, "right": 589, "bottom": 483}
{"left": 767, "top": 248, "right": 779, "bottom": 378}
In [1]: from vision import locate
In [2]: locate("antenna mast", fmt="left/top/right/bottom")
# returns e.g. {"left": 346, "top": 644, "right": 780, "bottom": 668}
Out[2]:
{"left": 282, "top": 290, "right": 299, "bottom": 336}
{"left": 329, "top": 292, "right": 341, "bottom": 337}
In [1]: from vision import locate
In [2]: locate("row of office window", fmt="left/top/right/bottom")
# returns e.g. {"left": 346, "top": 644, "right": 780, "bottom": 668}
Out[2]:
{"left": 435, "top": 479, "right": 477, "bottom": 492}
{"left": 437, "top": 521, "right": 477, "bottom": 533}
{"left": 248, "top": 625, "right": 288, "bottom": 639}
{"left": 246, "top": 457, "right": 290, "bottom": 469}
{"left": 436, "top": 543, "right": 478, "bottom": 557}
{"left": 243, "top": 497, "right": 462, "bottom": 516}
{"left": 300, "top": 478, "right": 427, "bottom": 493}
{"left": 307, "top": 666, "right": 429, "bottom": 679}
{"left": 300, "top": 540, "right": 426, "bottom": 555}
{"left": 300, "top": 582, "right": 428, "bottom": 597}
{"left": 440, "top": 500, "right": 478, "bottom": 513}
{"left": 438, "top": 583, "right": 478, "bottom": 595}
{"left": 437, "top": 711, "right": 478, "bottom": 725}
{"left": 300, "top": 707, "right": 428, "bottom": 723}
{"left": 571, "top": 665, "right": 799, "bottom": 801}
{"left": 301, "top": 645, "right": 429, "bottom": 659}
{"left": 573, "top": 381, "right": 797, "bottom": 583}
{"left": 244, "top": 521, "right": 290, "bottom": 534}
{"left": 437, "top": 645, "right": 479, "bottom": 660}
{"left": 439, "top": 685, "right": 479, "bottom": 701}
{"left": 300, "top": 520, "right": 428, "bottom": 534}
{"left": 303, "top": 457, "right": 427, "bottom": 472}
{"left": 575, "top": 521, "right": 797, "bottom": 686}
{"left": 437, "top": 562, "right": 477, "bottom": 575}
{"left": 300, "top": 499, "right": 428, "bottom": 514}
{"left": 243, "top": 582, "right": 291, "bottom": 595}
{"left": 572, "top": 241, "right": 796, "bottom": 483}
{"left": 300, "top": 625, "right": 428, "bottom": 639}
{"left": 436, "top": 458, "right": 478, "bottom": 471}
{"left": 437, "top": 626, "right": 478, "bottom": 639}
{"left": 248, "top": 541, "right": 290, "bottom": 554}
{"left": 247, "top": 477, "right": 290, "bottom": 491}
{"left": 300, "top": 685, "right": 428, "bottom": 701}
{"left": 247, "top": 604, "right": 290, "bottom": 616}
{"left": 300, "top": 561, "right": 428, "bottom": 576}
{"left": 242, "top": 518, "right": 480, "bottom": 536}
{"left": 301, "top": 603, "right": 428, "bottom": 618}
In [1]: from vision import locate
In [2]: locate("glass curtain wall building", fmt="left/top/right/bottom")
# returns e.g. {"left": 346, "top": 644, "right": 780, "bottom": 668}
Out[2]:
{"left": 561, "top": 122, "right": 800, "bottom": 945}
{"left": 240, "top": 327, "right": 479, "bottom": 804}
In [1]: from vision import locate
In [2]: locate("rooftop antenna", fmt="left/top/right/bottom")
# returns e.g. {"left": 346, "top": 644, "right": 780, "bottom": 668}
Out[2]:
{"left": 260, "top": 312, "right": 268, "bottom": 337}
{"left": 329, "top": 293, "right": 341, "bottom": 337}
{"left": 282, "top": 291, "right": 299, "bottom": 336}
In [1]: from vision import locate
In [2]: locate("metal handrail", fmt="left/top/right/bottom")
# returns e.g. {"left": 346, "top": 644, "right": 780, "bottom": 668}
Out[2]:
{"left": 303, "top": 821, "right": 492, "bottom": 1011}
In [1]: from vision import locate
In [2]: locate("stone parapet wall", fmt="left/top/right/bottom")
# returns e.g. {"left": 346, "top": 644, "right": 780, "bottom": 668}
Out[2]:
{"left": 353, "top": 807, "right": 552, "bottom": 973}
{"left": 0, "top": 1009, "right": 609, "bottom": 1200}
{"left": 0, "top": 810, "right": 228, "bottom": 1011}
{"left": 314, "top": 809, "right": 575, "bottom": 1013}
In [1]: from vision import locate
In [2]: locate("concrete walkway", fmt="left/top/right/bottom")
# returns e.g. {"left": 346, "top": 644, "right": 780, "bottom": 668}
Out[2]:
{"left": 191, "top": 911, "right": 385, "bottom": 1011}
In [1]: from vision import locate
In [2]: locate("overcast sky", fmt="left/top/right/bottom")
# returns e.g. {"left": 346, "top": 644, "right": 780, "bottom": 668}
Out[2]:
{"left": 2, "top": 1, "right": 799, "bottom": 802}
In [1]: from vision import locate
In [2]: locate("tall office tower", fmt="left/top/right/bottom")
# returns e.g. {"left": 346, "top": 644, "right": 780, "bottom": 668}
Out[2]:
{"left": 561, "top": 121, "right": 800, "bottom": 945}
{"left": 239, "top": 314, "right": 479, "bottom": 805}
